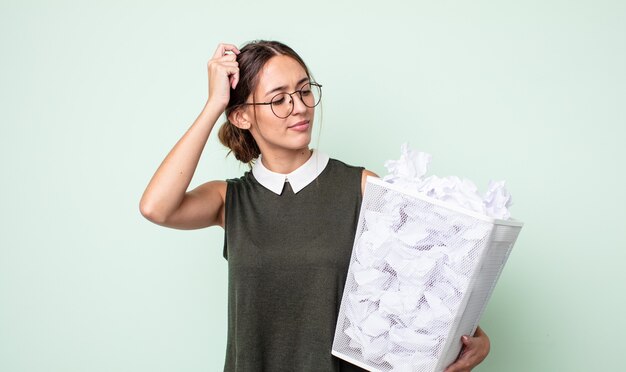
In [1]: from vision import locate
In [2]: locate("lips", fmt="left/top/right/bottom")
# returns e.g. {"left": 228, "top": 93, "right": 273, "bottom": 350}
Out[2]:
{"left": 288, "top": 120, "right": 310, "bottom": 131}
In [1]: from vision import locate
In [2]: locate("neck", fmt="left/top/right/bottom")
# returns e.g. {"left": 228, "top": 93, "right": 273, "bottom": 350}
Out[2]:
{"left": 260, "top": 147, "right": 313, "bottom": 174}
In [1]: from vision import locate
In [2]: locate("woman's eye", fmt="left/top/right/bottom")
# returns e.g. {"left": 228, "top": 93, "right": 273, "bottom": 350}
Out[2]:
{"left": 272, "top": 97, "right": 286, "bottom": 106}
{"left": 301, "top": 89, "right": 312, "bottom": 96}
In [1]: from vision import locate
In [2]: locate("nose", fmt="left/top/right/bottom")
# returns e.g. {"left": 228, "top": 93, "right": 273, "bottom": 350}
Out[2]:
{"left": 289, "top": 92, "right": 307, "bottom": 116}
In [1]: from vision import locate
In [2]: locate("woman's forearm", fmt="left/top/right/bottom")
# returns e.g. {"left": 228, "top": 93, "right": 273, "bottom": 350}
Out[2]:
{"left": 139, "top": 101, "right": 223, "bottom": 222}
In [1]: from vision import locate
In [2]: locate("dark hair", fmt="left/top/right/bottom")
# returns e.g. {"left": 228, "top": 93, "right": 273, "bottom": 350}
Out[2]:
{"left": 217, "top": 40, "right": 312, "bottom": 164}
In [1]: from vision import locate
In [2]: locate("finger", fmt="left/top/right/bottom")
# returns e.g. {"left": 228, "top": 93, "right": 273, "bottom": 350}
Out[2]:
{"left": 459, "top": 335, "right": 478, "bottom": 358}
{"left": 229, "top": 45, "right": 241, "bottom": 55}
{"left": 444, "top": 336, "right": 478, "bottom": 372}
{"left": 444, "top": 360, "right": 464, "bottom": 372}
{"left": 215, "top": 61, "right": 238, "bottom": 68}
{"left": 207, "top": 61, "right": 239, "bottom": 77}
{"left": 445, "top": 351, "right": 477, "bottom": 372}
{"left": 225, "top": 66, "right": 240, "bottom": 84}
{"left": 217, "top": 53, "right": 238, "bottom": 63}
{"left": 231, "top": 71, "right": 240, "bottom": 89}
{"left": 462, "top": 335, "right": 472, "bottom": 346}
{"left": 212, "top": 43, "right": 241, "bottom": 59}
{"left": 444, "top": 358, "right": 473, "bottom": 372}
{"left": 458, "top": 347, "right": 477, "bottom": 363}
{"left": 212, "top": 43, "right": 237, "bottom": 58}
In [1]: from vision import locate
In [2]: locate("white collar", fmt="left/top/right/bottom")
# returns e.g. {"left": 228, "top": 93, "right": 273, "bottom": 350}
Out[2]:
{"left": 252, "top": 149, "right": 330, "bottom": 195}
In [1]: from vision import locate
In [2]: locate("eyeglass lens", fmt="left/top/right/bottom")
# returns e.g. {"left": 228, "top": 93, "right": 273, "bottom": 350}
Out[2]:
{"left": 270, "top": 83, "right": 321, "bottom": 118}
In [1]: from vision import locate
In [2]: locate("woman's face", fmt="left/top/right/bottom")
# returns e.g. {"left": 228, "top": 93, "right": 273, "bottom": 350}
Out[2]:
{"left": 244, "top": 55, "right": 315, "bottom": 154}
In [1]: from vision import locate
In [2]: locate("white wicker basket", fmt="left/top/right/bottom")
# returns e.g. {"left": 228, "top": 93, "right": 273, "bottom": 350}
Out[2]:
{"left": 332, "top": 177, "right": 523, "bottom": 372}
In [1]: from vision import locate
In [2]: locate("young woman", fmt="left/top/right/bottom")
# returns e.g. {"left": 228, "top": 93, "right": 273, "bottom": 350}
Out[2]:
{"left": 140, "top": 40, "right": 490, "bottom": 372}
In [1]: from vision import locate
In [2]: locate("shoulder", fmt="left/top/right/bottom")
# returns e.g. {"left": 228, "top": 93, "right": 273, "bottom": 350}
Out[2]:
{"left": 327, "top": 158, "right": 363, "bottom": 170}
{"left": 324, "top": 158, "right": 366, "bottom": 182}
{"left": 360, "top": 169, "right": 379, "bottom": 196}
{"left": 361, "top": 168, "right": 378, "bottom": 180}
{"left": 225, "top": 171, "right": 255, "bottom": 191}
{"left": 326, "top": 158, "right": 378, "bottom": 196}
{"left": 225, "top": 170, "right": 252, "bottom": 184}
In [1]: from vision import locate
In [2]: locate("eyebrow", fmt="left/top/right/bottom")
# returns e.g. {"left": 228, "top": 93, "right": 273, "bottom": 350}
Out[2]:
{"left": 264, "top": 77, "right": 310, "bottom": 97}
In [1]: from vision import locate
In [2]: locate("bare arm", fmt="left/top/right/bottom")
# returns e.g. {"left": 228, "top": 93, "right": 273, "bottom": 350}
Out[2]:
{"left": 139, "top": 43, "right": 241, "bottom": 229}
{"left": 361, "top": 169, "right": 379, "bottom": 195}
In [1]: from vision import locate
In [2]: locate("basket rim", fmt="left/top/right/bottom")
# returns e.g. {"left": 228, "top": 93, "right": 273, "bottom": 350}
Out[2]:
{"left": 366, "top": 176, "right": 524, "bottom": 227}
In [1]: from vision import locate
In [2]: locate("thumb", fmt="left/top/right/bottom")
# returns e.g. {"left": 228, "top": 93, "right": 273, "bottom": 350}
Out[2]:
{"left": 460, "top": 335, "right": 474, "bottom": 354}
{"left": 463, "top": 335, "right": 475, "bottom": 346}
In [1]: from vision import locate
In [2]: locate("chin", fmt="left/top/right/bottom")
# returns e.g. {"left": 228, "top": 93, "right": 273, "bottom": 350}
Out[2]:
{"left": 291, "top": 140, "right": 312, "bottom": 151}
{"left": 288, "top": 130, "right": 312, "bottom": 145}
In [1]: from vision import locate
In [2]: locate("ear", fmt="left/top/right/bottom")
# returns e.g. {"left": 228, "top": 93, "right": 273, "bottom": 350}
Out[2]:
{"left": 227, "top": 107, "right": 252, "bottom": 130}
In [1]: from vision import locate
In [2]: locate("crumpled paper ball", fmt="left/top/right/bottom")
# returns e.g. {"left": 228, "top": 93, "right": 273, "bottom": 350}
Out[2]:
{"left": 383, "top": 143, "right": 513, "bottom": 219}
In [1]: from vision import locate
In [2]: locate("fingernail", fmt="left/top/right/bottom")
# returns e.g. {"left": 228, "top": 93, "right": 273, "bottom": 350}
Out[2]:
{"left": 462, "top": 335, "right": 469, "bottom": 342}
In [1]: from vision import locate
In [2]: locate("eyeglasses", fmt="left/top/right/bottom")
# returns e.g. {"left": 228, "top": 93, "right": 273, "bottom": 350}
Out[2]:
{"left": 240, "top": 82, "right": 322, "bottom": 118}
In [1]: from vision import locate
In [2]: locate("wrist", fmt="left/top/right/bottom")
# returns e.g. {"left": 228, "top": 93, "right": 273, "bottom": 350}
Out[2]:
{"left": 203, "top": 100, "right": 227, "bottom": 119}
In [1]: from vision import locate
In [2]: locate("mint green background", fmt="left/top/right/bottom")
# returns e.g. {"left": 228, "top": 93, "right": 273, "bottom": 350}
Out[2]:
{"left": 1, "top": 1, "right": 625, "bottom": 371}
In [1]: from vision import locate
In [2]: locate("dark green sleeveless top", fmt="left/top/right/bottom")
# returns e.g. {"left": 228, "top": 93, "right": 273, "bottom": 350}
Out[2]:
{"left": 223, "top": 158, "right": 367, "bottom": 372}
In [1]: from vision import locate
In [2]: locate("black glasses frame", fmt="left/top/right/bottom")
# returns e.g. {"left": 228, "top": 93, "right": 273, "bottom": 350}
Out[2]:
{"left": 239, "top": 82, "right": 322, "bottom": 118}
